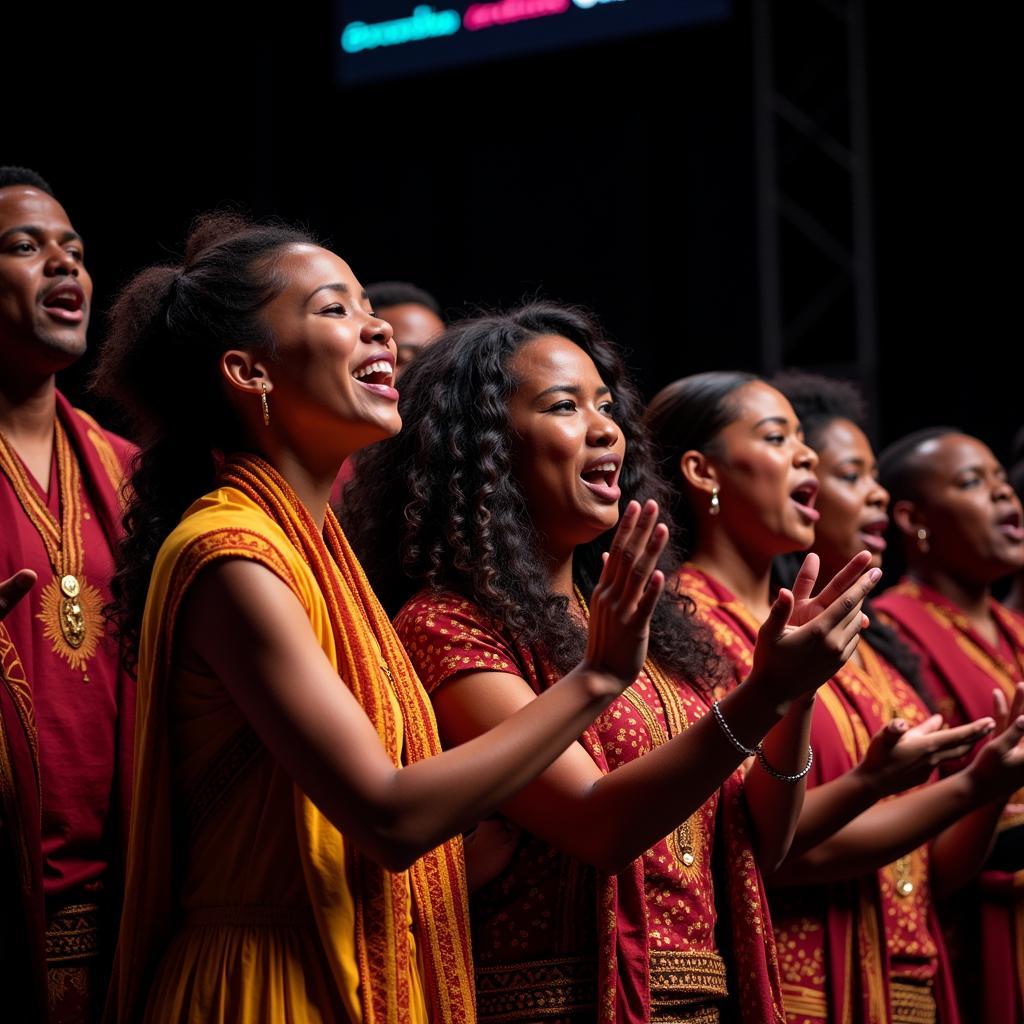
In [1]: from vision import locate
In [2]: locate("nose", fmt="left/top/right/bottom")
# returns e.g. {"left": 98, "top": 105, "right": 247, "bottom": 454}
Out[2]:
{"left": 868, "top": 477, "right": 890, "bottom": 512}
{"left": 45, "top": 243, "right": 79, "bottom": 278}
{"left": 587, "top": 407, "right": 620, "bottom": 449}
{"left": 993, "top": 477, "right": 1016, "bottom": 503}
{"left": 361, "top": 312, "right": 393, "bottom": 348}
{"left": 794, "top": 439, "right": 818, "bottom": 472}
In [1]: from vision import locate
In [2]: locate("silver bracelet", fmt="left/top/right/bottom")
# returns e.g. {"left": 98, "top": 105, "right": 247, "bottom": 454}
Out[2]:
{"left": 756, "top": 745, "right": 814, "bottom": 783}
{"left": 711, "top": 699, "right": 759, "bottom": 757}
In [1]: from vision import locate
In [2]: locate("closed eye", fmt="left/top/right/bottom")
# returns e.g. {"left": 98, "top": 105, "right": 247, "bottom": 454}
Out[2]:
{"left": 320, "top": 303, "right": 347, "bottom": 316}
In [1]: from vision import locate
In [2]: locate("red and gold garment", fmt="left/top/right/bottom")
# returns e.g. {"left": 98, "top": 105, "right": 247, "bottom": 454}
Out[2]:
{"left": 394, "top": 589, "right": 786, "bottom": 1024}
{"left": 876, "top": 579, "right": 1024, "bottom": 1024}
{"left": 676, "top": 566, "right": 959, "bottom": 1023}
{"left": 0, "top": 392, "right": 134, "bottom": 1023}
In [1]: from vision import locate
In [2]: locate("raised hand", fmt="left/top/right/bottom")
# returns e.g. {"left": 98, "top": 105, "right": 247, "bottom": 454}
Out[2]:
{"left": 854, "top": 713, "right": 996, "bottom": 798}
{"left": 748, "top": 551, "right": 881, "bottom": 705}
{"left": 0, "top": 569, "right": 36, "bottom": 621}
{"left": 965, "top": 684, "right": 1024, "bottom": 799}
{"left": 582, "top": 500, "right": 668, "bottom": 691}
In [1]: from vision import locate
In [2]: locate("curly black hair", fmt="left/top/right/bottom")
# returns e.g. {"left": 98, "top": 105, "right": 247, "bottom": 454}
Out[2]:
{"left": 341, "top": 302, "right": 723, "bottom": 686}
{"left": 771, "top": 371, "right": 929, "bottom": 701}
{"left": 92, "top": 212, "right": 317, "bottom": 669}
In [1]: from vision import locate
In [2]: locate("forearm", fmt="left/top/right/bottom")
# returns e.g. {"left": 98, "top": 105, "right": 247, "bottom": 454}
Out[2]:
{"left": 783, "top": 768, "right": 881, "bottom": 860}
{"left": 770, "top": 771, "right": 984, "bottom": 886}
{"left": 743, "top": 697, "right": 815, "bottom": 871}
{"left": 930, "top": 797, "right": 1004, "bottom": 899}
{"left": 369, "top": 666, "right": 623, "bottom": 868}
{"left": 555, "top": 677, "right": 789, "bottom": 872}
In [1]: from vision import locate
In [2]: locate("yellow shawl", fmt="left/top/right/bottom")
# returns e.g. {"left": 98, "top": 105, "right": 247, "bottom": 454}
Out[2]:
{"left": 109, "top": 453, "right": 476, "bottom": 1023}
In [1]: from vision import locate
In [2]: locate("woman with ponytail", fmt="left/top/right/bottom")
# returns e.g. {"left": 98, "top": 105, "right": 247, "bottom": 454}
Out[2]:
{"left": 760, "top": 372, "right": 1024, "bottom": 1024}
{"left": 94, "top": 215, "right": 672, "bottom": 1024}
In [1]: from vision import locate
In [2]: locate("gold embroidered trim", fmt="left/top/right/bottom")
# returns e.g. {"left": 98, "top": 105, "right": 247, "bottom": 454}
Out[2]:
{"left": 891, "top": 977, "right": 936, "bottom": 1024}
{"left": 650, "top": 949, "right": 728, "bottom": 1001}
{"left": 780, "top": 981, "right": 827, "bottom": 1018}
{"left": 652, "top": 1004, "right": 721, "bottom": 1024}
{"left": 475, "top": 956, "right": 597, "bottom": 1022}
{"left": 45, "top": 902, "right": 100, "bottom": 963}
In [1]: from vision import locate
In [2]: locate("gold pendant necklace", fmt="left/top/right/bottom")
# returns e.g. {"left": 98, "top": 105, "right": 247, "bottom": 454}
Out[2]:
{"left": 0, "top": 422, "right": 101, "bottom": 679}
{"left": 573, "top": 586, "right": 698, "bottom": 869}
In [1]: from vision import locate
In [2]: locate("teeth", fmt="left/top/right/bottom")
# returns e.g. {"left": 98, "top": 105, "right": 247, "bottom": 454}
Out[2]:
{"left": 587, "top": 463, "right": 616, "bottom": 474}
{"left": 352, "top": 360, "right": 392, "bottom": 381}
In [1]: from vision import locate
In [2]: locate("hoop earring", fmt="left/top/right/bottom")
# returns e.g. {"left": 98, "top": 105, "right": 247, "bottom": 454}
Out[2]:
{"left": 916, "top": 527, "right": 929, "bottom": 553}
{"left": 709, "top": 486, "right": 721, "bottom": 516}
{"left": 261, "top": 383, "right": 270, "bottom": 427}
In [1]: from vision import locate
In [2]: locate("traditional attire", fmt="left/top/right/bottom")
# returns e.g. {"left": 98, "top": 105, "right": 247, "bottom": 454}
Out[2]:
{"left": 676, "top": 566, "right": 959, "bottom": 1023}
{"left": 394, "top": 589, "right": 786, "bottom": 1024}
{"left": 107, "top": 454, "right": 476, "bottom": 1024}
{"left": 875, "top": 578, "right": 1024, "bottom": 1024}
{"left": 0, "top": 392, "right": 133, "bottom": 1024}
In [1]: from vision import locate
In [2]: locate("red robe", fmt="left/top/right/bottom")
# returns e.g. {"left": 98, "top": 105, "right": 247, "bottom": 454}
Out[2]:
{"left": 0, "top": 393, "right": 134, "bottom": 1022}
{"left": 875, "top": 579, "right": 1024, "bottom": 1024}
{"left": 394, "top": 588, "right": 786, "bottom": 1024}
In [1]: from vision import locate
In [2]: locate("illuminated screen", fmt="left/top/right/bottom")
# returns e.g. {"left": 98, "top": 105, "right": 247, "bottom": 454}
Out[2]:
{"left": 336, "top": 0, "right": 730, "bottom": 83}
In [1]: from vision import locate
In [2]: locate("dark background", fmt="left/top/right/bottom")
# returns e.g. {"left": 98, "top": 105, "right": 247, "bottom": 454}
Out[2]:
{"left": 5, "top": 5, "right": 1019, "bottom": 459}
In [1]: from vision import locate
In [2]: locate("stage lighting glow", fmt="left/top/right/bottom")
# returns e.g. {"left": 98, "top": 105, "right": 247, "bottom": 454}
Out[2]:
{"left": 464, "top": 0, "right": 570, "bottom": 32}
{"left": 341, "top": 5, "right": 461, "bottom": 54}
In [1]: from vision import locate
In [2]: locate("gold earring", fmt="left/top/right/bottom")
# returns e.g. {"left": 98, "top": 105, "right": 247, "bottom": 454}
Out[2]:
{"left": 261, "top": 383, "right": 270, "bottom": 427}
{"left": 916, "top": 527, "right": 929, "bottom": 553}
{"left": 709, "top": 486, "right": 721, "bottom": 516}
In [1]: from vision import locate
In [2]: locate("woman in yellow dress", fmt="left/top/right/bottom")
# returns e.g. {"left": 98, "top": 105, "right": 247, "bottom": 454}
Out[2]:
{"left": 94, "top": 214, "right": 671, "bottom": 1023}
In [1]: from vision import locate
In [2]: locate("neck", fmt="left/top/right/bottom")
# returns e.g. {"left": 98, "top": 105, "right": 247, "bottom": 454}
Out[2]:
{"left": 263, "top": 446, "right": 338, "bottom": 532}
{"left": 908, "top": 563, "right": 991, "bottom": 622}
{"left": 546, "top": 548, "right": 576, "bottom": 601}
{"left": 0, "top": 373, "right": 57, "bottom": 443}
{"left": 690, "top": 526, "right": 774, "bottom": 620}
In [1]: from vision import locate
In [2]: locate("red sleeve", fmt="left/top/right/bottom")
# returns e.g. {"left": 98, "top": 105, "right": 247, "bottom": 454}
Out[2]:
{"left": 393, "top": 591, "right": 524, "bottom": 694}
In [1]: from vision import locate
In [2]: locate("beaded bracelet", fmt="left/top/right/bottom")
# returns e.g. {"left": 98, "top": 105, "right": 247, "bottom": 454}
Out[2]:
{"left": 756, "top": 744, "right": 814, "bottom": 783}
{"left": 711, "top": 699, "right": 759, "bottom": 757}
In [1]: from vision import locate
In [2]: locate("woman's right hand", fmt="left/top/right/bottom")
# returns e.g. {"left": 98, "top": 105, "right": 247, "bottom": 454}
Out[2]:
{"left": 854, "top": 713, "right": 996, "bottom": 799}
{"left": 748, "top": 551, "right": 881, "bottom": 705}
{"left": 0, "top": 569, "right": 36, "bottom": 621}
{"left": 581, "top": 499, "right": 668, "bottom": 693}
{"left": 965, "top": 684, "right": 1024, "bottom": 799}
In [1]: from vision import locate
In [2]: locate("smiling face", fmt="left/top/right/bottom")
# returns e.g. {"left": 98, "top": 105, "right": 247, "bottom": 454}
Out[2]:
{"left": 809, "top": 418, "right": 889, "bottom": 576}
{"left": 0, "top": 185, "right": 92, "bottom": 378}
{"left": 899, "top": 433, "right": 1024, "bottom": 583}
{"left": 506, "top": 334, "right": 626, "bottom": 558}
{"left": 704, "top": 381, "right": 820, "bottom": 557}
{"left": 254, "top": 245, "right": 400, "bottom": 459}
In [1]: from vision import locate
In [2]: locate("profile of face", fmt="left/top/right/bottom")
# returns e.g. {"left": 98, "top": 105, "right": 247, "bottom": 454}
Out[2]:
{"left": 506, "top": 334, "right": 626, "bottom": 558}
{"left": 690, "top": 381, "right": 820, "bottom": 557}
{"left": 232, "top": 245, "right": 400, "bottom": 459}
{"left": 809, "top": 418, "right": 889, "bottom": 575}
{"left": 0, "top": 186, "right": 92, "bottom": 375}
{"left": 894, "top": 433, "right": 1024, "bottom": 583}
{"left": 379, "top": 302, "right": 445, "bottom": 380}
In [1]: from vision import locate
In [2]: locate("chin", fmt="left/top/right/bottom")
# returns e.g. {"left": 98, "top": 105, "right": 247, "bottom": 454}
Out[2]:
{"left": 39, "top": 331, "right": 88, "bottom": 363}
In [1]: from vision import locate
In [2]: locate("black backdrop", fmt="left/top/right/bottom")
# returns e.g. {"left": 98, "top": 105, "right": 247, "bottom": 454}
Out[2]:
{"left": 5, "top": 5, "right": 1019, "bottom": 459}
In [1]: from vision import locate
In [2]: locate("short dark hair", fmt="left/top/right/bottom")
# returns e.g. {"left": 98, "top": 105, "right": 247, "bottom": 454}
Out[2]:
{"left": 771, "top": 370, "right": 868, "bottom": 451}
{"left": 877, "top": 426, "right": 961, "bottom": 506}
{"left": 365, "top": 281, "right": 441, "bottom": 317}
{"left": 0, "top": 166, "right": 54, "bottom": 195}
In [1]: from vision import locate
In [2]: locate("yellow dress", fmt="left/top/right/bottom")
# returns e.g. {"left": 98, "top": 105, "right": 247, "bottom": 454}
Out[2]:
{"left": 108, "top": 478, "right": 448, "bottom": 1024}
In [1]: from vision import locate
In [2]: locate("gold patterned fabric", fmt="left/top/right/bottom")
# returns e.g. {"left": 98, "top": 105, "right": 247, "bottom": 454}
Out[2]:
{"left": 891, "top": 978, "right": 937, "bottom": 1024}
{"left": 650, "top": 949, "right": 727, "bottom": 1022}
{"left": 46, "top": 901, "right": 101, "bottom": 1021}
{"left": 475, "top": 956, "right": 598, "bottom": 1022}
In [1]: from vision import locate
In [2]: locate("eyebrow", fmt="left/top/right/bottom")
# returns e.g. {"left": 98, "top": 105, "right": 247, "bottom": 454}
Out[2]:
{"left": 533, "top": 383, "right": 612, "bottom": 401}
{"left": 306, "top": 282, "right": 370, "bottom": 303}
{"left": 0, "top": 225, "right": 82, "bottom": 246}
{"left": 753, "top": 415, "right": 789, "bottom": 429}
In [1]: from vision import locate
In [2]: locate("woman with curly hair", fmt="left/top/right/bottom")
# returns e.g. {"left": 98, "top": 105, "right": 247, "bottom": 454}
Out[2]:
{"left": 873, "top": 426, "right": 1024, "bottom": 1024}
{"left": 344, "top": 303, "right": 881, "bottom": 1024}
{"left": 760, "top": 372, "right": 1024, "bottom": 1024}
{"left": 93, "top": 217, "right": 675, "bottom": 1024}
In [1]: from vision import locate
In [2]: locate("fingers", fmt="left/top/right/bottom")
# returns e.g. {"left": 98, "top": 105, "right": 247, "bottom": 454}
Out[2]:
{"left": 988, "top": 714, "right": 1024, "bottom": 755}
{"left": 600, "top": 500, "right": 641, "bottom": 589}
{"left": 811, "top": 550, "right": 874, "bottom": 610}
{"left": 598, "top": 499, "right": 668, "bottom": 620}
{"left": 759, "top": 588, "right": 795, "bottom": 642}
{"left": 875, "top": 718, "right": 908, "bottom": 749}
{"left": 0, "top": 569, "right": 37, "bottom": 620}
{"left": 1011, "top": 683, "right": 1024, "bottom": 722}
{"left": 904, "top": 713, "right": 945, "bottom": 737}
{"left": 633, "top": 569, "right": 666, "bottom": 625}
{"left": 790, "top": 553, "right": 820, "bottom": 604}
{"left": 929, "top": 716, "right": 995, "bottom": 752}
{"left": 816, "top": 566, "right": 883, "bottom": 635}
{"left": 992, "top": 687, "right": 1009, "bottom": 726}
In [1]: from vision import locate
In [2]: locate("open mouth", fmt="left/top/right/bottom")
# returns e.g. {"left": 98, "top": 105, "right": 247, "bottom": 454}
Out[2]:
{"left": 858, "top": 518, "right": 889, "bottom": 553}
{"left": 351, "top": 355, "right": 398, "bottom": 400}
{"left": 40, "top": 282, "right": 85, "bottom": 323}
{"left": 580, "top": 457, "right": 622, "bottom": 504}
{"left": 790, "top": 479, "right": 820, "bottom": 523}
{"left": 996, "top": 508, "right": 1024, "bottom": 542}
